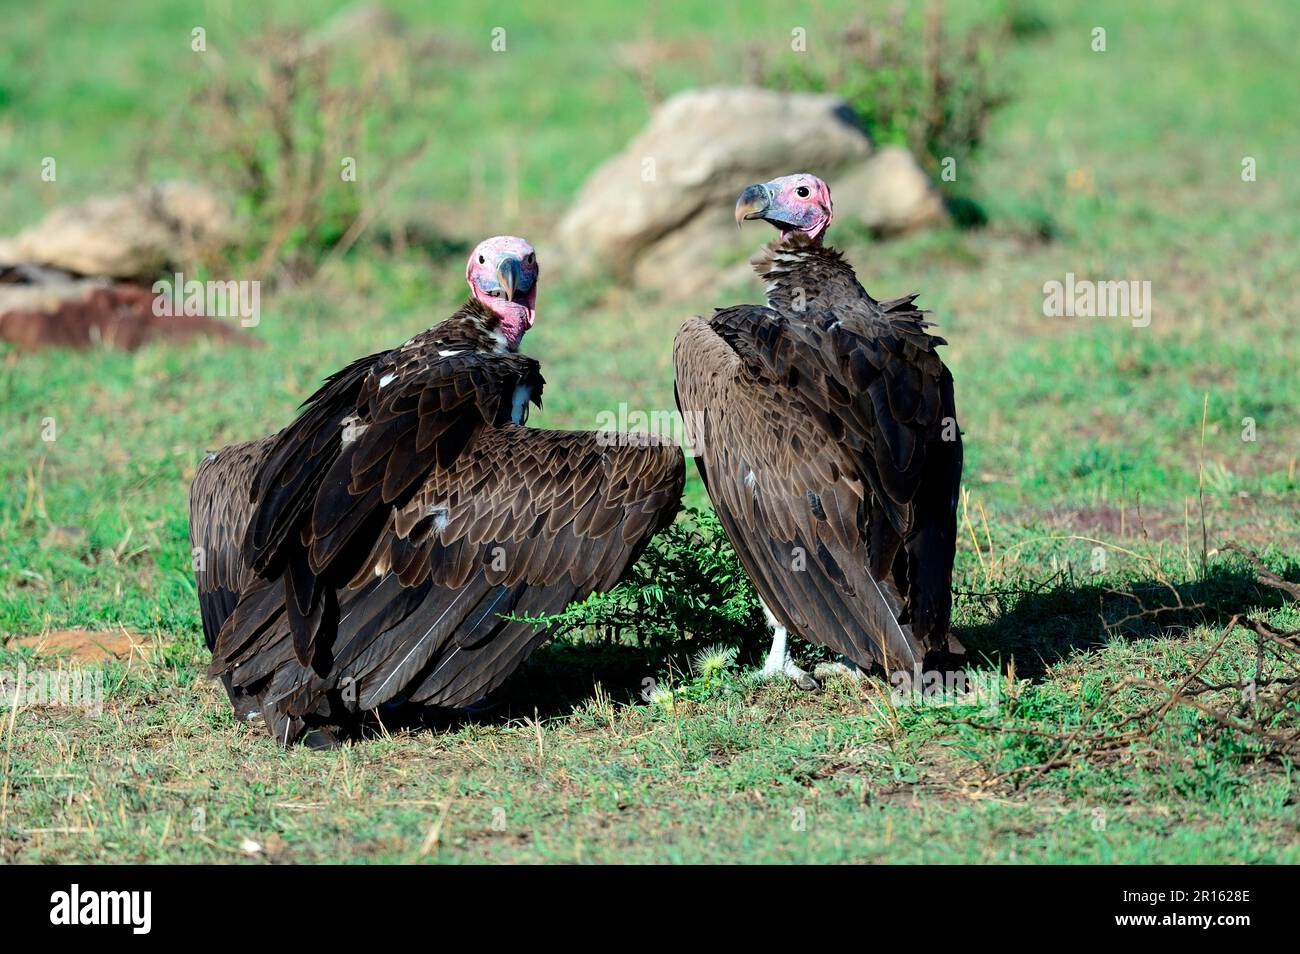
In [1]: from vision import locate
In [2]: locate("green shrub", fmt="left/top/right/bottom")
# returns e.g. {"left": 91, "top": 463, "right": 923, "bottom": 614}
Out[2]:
{"left": 183, "top": 28, "right": 433, "bottom": 280}
{"left": 769, "top": 2, "right": 1013, "bottom": 179}
{"left": 511, "top": 507, "right": 763, "bottom": 669}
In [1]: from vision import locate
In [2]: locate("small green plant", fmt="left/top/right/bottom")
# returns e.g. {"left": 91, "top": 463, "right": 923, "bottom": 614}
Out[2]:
{"left": 692, "top": 643, "right": 739, "bottom": 683}
{"left": 508, "top": 507, "right": 763, "bottom": 677}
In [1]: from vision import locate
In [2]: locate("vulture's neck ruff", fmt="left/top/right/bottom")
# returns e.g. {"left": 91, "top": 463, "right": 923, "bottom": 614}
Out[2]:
{"left": 428, "top": 297, "right": 524, "bottom": 354}
{"left": 750, "top": 234, "right": 872, "bottom": 315}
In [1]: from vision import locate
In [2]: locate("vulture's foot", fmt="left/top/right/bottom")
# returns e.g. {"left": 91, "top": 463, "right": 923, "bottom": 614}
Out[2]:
{"left": 813, "top": 657, "right": 864, "bottom": 683}
{"left": 760, "top": 652, "right": 820, "bottom": 691}
{"left": 758, "top": 601, "right": 819, "bottom": 690}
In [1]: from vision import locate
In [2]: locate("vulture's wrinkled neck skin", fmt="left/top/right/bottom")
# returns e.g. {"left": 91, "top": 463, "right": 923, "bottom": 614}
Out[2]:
{"left": 429, "top": 297, "right": 527, "bottom": 353}
{"left": 750, "top": 234, "right": 874, "bottom": 315}
{"left": 470, "top": 287, "right": 536, "bottom": 350}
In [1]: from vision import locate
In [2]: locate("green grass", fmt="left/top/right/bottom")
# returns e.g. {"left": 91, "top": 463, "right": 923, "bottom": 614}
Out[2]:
{"left": 2, "top": 0, "right": 1299, "bottom": 863}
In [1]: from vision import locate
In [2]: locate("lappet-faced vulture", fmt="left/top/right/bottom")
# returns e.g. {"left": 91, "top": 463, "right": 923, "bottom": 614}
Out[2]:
{"left": 191, "top": 236, "right": 684, "bottom": 744}
{"left": 673, "top": 174, "right": 962, "bottom": 687}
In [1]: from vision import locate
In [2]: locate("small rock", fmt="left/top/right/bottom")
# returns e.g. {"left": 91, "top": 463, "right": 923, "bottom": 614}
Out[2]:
{"left": 4, "top": 181, "right": 232, "bottom": 282}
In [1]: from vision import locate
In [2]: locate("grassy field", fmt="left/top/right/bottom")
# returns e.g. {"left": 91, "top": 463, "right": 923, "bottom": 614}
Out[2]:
{"left": 1, "top": 0, "right": 1298, "bottom": 863}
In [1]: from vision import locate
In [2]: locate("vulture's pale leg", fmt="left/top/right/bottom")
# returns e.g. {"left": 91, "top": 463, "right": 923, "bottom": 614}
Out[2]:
{"left": 758, "top": 601, "right": 819, "bottom": 690}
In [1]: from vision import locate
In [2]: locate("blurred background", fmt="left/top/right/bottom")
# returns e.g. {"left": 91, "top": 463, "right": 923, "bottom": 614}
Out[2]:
{"left": 3, "top": 0, "right": 1296, "bottom": 634}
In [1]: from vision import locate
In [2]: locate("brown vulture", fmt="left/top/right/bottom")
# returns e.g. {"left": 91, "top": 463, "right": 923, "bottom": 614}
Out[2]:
{"left": 191, "top": 236, "right": 684, "bottom": 745}
{"left": 673, "top": 174, "right": 962, "bottom": 687}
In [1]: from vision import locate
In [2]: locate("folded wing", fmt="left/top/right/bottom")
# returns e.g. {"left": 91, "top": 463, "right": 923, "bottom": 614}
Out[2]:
{"left": 238, "top": 341, "right": 546, "bottom": 668}
{"left": 674, "top": 299, "right": 957, "bottom": 670}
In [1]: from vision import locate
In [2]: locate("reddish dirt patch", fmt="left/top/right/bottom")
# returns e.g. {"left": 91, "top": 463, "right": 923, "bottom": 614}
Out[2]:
{"left": 0, "top": 283, "right": 260, "bottom": 352}
{"left": 9, "top": 628, "right": 154, "bottom": 663}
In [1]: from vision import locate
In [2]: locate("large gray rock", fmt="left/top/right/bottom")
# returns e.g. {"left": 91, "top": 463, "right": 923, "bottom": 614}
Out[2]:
{"left": 834, "top": 146, "right": 949, "bottom": 236}
{"left": 552, "top": 86, "right": 948, "bottom": 295}
{"left": 0, "top": 181, "right": 232, "bottom": 281}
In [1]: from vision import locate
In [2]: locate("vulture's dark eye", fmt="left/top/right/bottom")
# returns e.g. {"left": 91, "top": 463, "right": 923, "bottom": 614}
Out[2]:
{"left": 796, "top": 186, "right": 811, "bottom": 198}
{"left": 525, "top": 252, "right": 534, "bottom": 264}
{"left": 478, "top": 255, "right": 486, "bottom": 264}
{"left": 487, "top": 289, "right": 503, "bottom": 298}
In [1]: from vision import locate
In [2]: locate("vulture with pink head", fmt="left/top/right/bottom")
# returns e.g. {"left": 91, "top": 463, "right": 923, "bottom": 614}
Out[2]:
{"left": 191, "top": 237, "right": 684, "bottom": 745}
{"left": 673, "top": 174, "right": 962, "bottom": 686}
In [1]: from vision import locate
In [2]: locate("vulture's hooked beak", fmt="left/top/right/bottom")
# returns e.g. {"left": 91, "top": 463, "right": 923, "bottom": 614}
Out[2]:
{"left": 496, "top": 255, "right": 524, "bottom": 303}
{"left": 734, "top": 183, "right": 772, "bottom": 228}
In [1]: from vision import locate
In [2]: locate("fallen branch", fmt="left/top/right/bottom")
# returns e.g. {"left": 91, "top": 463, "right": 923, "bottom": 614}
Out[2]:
{"left": 953, "top": 543, "right": 1300, "bottom": 790}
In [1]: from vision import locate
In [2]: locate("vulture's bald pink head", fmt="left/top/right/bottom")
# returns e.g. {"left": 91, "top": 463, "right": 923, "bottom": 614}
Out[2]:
{"left": 735, "top": 173, "right": 833, "bottom": 243}
{"left": 466, "top": 235, "right": 539, "bottom": 348}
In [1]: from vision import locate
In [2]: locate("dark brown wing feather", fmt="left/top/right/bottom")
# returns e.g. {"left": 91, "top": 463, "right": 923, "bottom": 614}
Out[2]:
{"left": 189, "top": 437, "right": 272, "bottom": 719}
{"left": 708, "top": 296, "right": 951, "bottom": 537}
{"left": 238, "top": 334, "right": 544, "bottom": 668}
{"left": 242, "top": 351, "right": 381, "bottom": 576}
{"left": 211, "top": 427, "right": 684, "bottom": 743}
{"left": 190, "top": 439, "right": 265, "bottom": 649}
{"left": 867, "top": 293, "right": 962, "bottom": 648}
